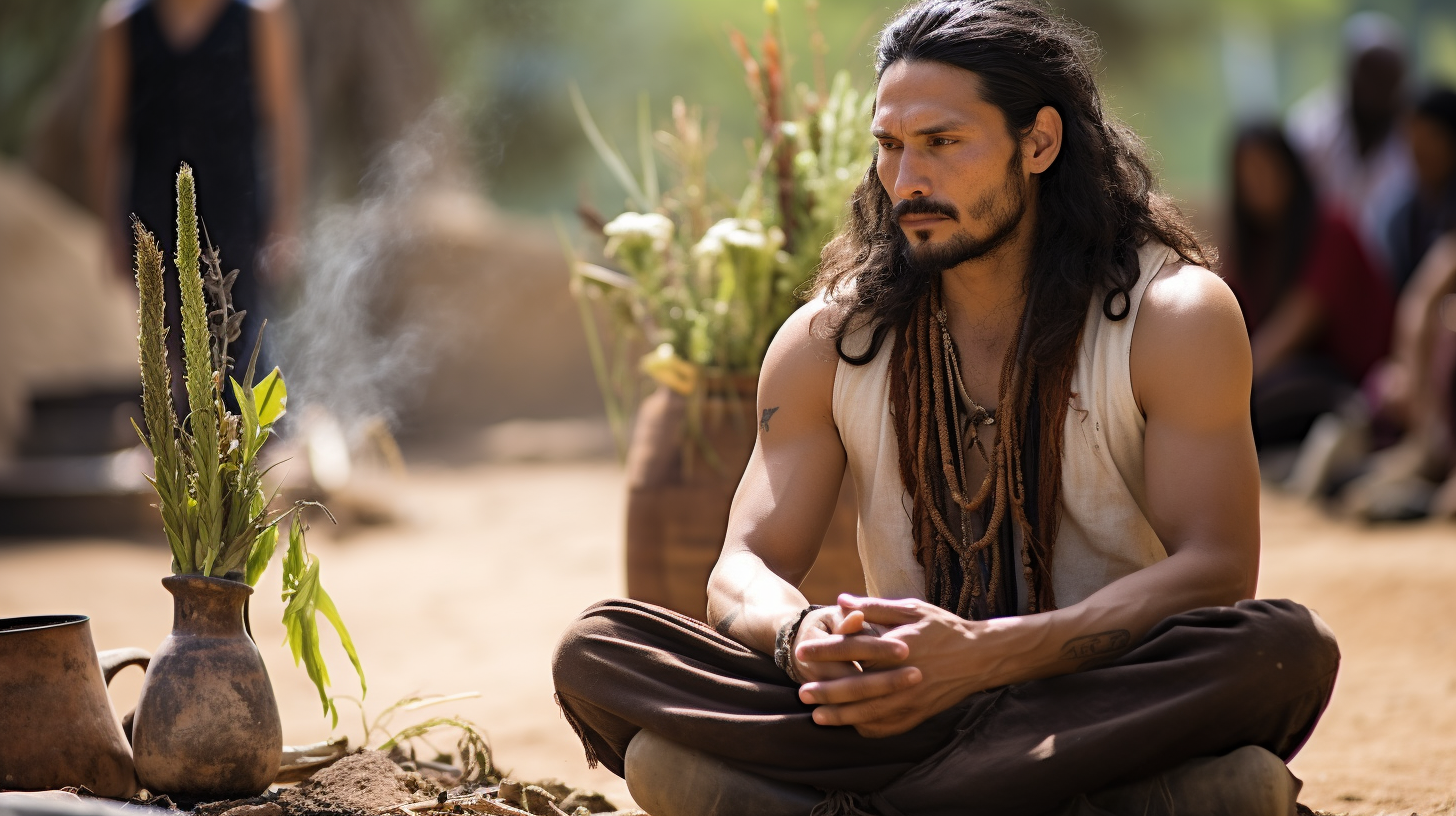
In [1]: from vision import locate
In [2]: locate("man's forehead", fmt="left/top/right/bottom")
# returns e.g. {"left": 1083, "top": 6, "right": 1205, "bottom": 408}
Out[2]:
{"left": 872, "top": 59, "right": 995, "bottom": 131}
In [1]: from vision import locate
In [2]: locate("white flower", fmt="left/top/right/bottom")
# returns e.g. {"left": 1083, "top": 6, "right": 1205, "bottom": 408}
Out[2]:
{"left": 693, "top": 218, "right": 772, "bottom": 257}
{"left": 603, "top": 211, "right": 675, "bottom": 254}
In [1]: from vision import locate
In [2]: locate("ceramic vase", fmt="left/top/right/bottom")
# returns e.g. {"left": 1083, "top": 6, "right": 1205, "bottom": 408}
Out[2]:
{"left": 131, "top": 574, "right": 282, "bottom": 799}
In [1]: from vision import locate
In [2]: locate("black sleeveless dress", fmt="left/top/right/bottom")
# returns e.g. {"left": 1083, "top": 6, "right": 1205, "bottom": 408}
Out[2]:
{"left": 126, "top": 0, "right": 268, "bottom": 374}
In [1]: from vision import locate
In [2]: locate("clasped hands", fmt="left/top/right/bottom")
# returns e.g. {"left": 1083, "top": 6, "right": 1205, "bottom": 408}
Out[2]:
{"left": 792, "top": 594, "right": 1009, "bottom": 738}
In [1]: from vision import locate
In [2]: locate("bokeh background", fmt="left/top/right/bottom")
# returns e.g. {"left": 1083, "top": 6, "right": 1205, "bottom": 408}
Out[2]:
{"left": 1, "top": 0, "right": 1455, "bottom": 448}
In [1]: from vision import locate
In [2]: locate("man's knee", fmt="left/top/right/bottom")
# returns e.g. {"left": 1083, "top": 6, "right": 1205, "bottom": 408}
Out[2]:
{"left": 552, "top": 599, "right": 639, "bottom": 699}
{"left": 1229, "top": 599, "right": 1340, "bottom": 698}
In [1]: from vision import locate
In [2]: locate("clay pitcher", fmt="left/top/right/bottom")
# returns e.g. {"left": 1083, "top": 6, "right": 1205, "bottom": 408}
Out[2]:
{"left": 0, "top": 615, "right": 150, "bottom": 798}
{"left": 131, "top": 575, "right": 282, "bottom": 799}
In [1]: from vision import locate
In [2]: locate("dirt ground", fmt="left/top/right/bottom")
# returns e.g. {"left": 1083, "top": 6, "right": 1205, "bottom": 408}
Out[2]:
{"left": 2, "top": 460, "right": 1454, "bottom": 815}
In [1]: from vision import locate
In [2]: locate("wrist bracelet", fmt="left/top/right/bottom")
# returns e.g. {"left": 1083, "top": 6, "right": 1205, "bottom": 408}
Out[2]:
{"left": 773, "top": 604, "right": 826, "bottom": 683}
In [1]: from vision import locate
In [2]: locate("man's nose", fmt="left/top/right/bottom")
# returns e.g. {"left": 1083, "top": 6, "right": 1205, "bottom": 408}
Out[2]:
{"left": 892, "top": 149, "right": 934, "bottom": 202}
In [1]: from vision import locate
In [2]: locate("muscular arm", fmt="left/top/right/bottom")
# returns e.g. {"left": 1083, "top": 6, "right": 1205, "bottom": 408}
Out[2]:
{"left": 706, "top": 301, "right": 870, "bottom": 676}
{"left": 800, "top": 264, "right": 1261, "bottom": 736}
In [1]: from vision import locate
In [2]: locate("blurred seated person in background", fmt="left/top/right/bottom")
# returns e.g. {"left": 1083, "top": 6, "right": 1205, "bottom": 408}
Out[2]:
{"left": 1228, "top": 124, "right": 1394, "bottom": 450}
{"left": 1286, "top": 12, "right": 1413, "bottom": 277}
{"left": 89, "top": 0, "right": 305, "bottom": 381}
{"left": 1341, "top": 88, "right": 1456, "bottom": 520}
{"left": 1386, "top": 89, "right": 1456, "bottom": 292}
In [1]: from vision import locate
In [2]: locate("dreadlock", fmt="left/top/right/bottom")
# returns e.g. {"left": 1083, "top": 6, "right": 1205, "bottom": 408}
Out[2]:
{"left": 816, "top": 0, "right": 1211, "bottom": 619}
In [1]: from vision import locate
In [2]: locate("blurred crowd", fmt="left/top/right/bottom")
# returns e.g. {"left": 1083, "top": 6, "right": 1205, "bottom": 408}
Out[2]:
{"left": 1230, "top": 13, "right": 1456, "bottom": 521}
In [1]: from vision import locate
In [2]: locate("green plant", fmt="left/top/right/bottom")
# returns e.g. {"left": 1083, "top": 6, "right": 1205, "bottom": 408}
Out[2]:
{"left": 566, "top": 0, "right": 874, "bottom": 455}
{"left": 333, "top": 691, "right": 500, "bottom": 784}
{"left": 133, "top": 164, "right": 365, "bottom": 721}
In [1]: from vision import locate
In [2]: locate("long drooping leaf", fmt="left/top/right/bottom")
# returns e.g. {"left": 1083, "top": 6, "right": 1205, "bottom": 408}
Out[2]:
{"left": 315, "top": 587, "right": 366, "bottom": 697}
{"left": 281, "top": 514, "right": 365, "bottom": 723}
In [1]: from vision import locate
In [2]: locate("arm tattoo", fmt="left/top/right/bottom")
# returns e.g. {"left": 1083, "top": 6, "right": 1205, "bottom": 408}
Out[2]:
{"left": 714, "top": 608, "right": 741, "bottom": 637}
{"left": 1059, "top": 630, "right": 1131, "bottom": 666}
{"left": 760, "top": 407, "right": 780, "bottom": 432}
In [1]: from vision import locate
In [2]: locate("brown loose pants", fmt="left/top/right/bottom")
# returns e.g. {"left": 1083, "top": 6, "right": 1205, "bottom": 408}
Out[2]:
{"left": 552, "top": 598, "right": 1339, "bottom": 816}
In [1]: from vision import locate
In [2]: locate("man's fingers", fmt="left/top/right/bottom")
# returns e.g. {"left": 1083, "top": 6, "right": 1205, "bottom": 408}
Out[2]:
{"left": 796, "top": 633, "right": 908, "bottom": 664}
{"left": 838, "top": 595, "right": 923, "bottom": 626}
{"left": 797, "top": 657, "right": 862, "bottom": 683}
{"left": 833, "top": 609, "right": 865, "bottom": 635}
{"left": 810, "top": 687, "right": 917, "bottom": 730}
{"left": 799, "top": 667, "right": 921, "bottom": 706}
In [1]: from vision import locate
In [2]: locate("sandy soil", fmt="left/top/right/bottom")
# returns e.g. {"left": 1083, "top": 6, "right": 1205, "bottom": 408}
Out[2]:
{"left": 2, "top": 461, "right": 1454, "bottom": 815}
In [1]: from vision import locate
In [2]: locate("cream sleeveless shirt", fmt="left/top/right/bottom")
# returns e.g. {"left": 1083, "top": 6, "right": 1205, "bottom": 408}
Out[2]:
{"left": 831, "top": 241, "right": 1178, "bottom": 610}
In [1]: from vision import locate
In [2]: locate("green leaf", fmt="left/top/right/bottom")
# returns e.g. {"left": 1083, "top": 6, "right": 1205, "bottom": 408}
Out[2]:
{"left": 245, "top": 521, "right": 278, "bottom": 587}
{"left": 279, "top": 513, "right": 361, "bottom": 720}
{"left": 316, "top": 587, "right": 366, "bottom": 696}
{"left": 231, "top": 376, "right": 261, "bottom": 453}
{"left": 568, "top": 82, "right": 649, "bottom": 211}
{"left": 253, "top": 368, "right": 287, "bottom": 427}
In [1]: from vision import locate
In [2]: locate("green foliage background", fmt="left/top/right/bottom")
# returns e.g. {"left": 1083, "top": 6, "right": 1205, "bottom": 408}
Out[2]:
{"left": 2, "top": 0, "right": 1455, "bottom": 218}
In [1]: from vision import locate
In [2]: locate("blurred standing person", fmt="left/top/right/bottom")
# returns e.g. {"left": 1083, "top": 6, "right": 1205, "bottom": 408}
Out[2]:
{"left": 89, "top": 0, "right": 306, "bottom": 377}
{"left": 1286, "top": 12, "right": 1413, "bottom": 278}
{"left": 1228, "top": 124, "right": 1394, "bottom": 449}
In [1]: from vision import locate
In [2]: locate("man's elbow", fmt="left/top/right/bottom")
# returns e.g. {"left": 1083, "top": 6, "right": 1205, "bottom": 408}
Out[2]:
{"left": 1213, "top": 560, "right": 1258, "bottom": 607}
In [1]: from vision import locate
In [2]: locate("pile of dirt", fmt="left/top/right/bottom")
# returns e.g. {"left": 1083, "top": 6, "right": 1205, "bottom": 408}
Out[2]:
{"left": 277, "top": 751, "right": 433, "bottom": 816}
{"left": 183, "top": 751, "right": 641, "bottom": 816}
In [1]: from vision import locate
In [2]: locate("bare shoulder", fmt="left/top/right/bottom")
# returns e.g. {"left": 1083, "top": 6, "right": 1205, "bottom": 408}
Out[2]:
{"left": 1130, "top": 262, "right": 1252, "bottom": 428}
{"left": 758, "top": 298, "right": 844, "bottom": 427}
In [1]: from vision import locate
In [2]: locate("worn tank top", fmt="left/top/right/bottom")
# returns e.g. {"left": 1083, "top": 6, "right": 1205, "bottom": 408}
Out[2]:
{"left": 831, "top": 242, "right": 1178, "bottom": 610}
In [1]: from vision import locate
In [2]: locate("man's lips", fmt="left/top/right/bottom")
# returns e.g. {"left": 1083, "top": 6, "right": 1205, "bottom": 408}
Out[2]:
{"left": 899, "top": 214, "right": 951, "bottom": 227}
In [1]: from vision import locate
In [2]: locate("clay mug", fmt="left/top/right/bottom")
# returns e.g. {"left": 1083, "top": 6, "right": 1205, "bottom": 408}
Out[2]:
{"left": 0, "top": 615, "right": 150, "bottom": 798}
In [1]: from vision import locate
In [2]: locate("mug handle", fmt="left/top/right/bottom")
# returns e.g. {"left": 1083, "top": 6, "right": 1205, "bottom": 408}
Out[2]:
{"left": 97, "top": 648, "right": 150, "bottom": 744}
{"left": 98, "top": 647, "right": 151, "bottom": 683}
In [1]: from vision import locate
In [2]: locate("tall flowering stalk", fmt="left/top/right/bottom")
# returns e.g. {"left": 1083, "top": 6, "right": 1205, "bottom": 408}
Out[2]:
{"left": 134, "top": 219, "right": 190, "bottom": 572}
{"left": 133, "top": 164, "right": 365, "bottom": 722}
{"left": 568, "top": 0, "right": 874, "bottom": 456}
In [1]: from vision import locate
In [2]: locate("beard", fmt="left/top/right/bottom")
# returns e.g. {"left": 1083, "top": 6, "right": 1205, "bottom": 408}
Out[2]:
{"left": 898, "top": 153, "right": 1029, "bottom": 276}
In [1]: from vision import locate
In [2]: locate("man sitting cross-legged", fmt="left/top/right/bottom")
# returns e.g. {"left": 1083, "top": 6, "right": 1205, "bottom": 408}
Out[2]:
{"left": 553, "top": 2, "right": 1339, "bottom": 814}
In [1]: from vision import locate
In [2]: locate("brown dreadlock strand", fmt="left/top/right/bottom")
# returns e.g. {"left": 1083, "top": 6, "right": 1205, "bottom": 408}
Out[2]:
{"left": 889, "top": 280, "right": 1077, "bottom": 618}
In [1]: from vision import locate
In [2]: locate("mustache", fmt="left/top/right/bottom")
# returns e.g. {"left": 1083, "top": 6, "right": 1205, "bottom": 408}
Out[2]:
{"left": 892, "top": 197, "right": 959, "bottom": 222}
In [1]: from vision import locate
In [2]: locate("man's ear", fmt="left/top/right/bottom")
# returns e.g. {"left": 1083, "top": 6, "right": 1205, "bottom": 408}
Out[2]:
{"left": 1024, "top": 105, "right": 1063, "bottom": 174}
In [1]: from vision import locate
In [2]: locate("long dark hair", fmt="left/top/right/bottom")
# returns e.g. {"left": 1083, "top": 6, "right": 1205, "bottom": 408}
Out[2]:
{"left": 812, "top": 0, "right": 1210, "bottom": 616}
{"left": 1229, "top": 123, "right": 1318, "bottom": 326}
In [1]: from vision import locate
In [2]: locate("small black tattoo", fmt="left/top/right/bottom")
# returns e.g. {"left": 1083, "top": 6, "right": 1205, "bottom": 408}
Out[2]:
{"left": 760, "top": 407, "right": 780, "bottom": 432}
{"left": 714, "top": 609, "right": 741, "bottom": 637}
{"left": 1059, "top": 630, "right": 1131, "bottom": 662}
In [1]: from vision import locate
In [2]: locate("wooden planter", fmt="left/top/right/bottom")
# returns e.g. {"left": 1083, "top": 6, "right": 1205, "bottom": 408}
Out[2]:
{"left": 625, "top": 383, "right": 864, "bottom": 620}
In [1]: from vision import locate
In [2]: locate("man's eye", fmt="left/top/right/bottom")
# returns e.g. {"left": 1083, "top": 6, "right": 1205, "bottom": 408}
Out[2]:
{"left": 878, "top": 141, "right": 900, "bottom": 150}
{"left": 930, "top": 137, "right": 956, "bottom": 146}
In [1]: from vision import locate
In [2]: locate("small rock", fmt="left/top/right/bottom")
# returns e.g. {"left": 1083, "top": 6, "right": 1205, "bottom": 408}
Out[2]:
{"left": 218, "top": 803, "right": 284, "bottom": 816}
{"left": 558, "top": 790, "right": 613, "bottom": 814}
{"left": 520, "top": 785, "right": 557, "bottom": 815}
{"left": 498, "top": 780, "right": 523, "bottom": 807}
